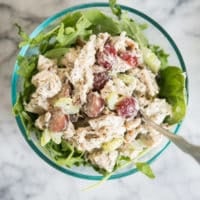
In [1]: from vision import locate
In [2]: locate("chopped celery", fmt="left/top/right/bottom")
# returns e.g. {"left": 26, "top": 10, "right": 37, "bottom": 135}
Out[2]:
{"left": 142, "top": 47, "right": 161, "bottom": 73}
{"left": 41, "top": 129, "right": 51, "bottom": 146}
{"left": 102, "top": 138, "right": 123, "bottom": 152}
{"left": 51, "top": 132, "right": 63, "bottom": 144}
{"left": 54, "top": 97, "right": 80, "bottom": 114}
{"left": 117, "top": 73, "right": 136, "bottom": 85}
{"left": 106, "top": 92, "right": 119, "bottom": 110}
{"left": 41, "top": 129, "right": 63, "bottom": 146}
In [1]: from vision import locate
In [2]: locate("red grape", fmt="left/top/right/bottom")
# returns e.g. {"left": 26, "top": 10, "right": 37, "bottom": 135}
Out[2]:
{"left": 96, "top": 43, "right": 117, "bottom": 70}
{"left": 93, "top": 72, "right": 109, "bottom": 91}
{"left": 84, "top": 92, "right": 105, "bottom": 118}
{"left": 116, "top": 97, "right": 138, "bottom": 118}
{"left": 49, "top": 110, "right": 68, "bottom": 132}
{"left": 119, "top": 52, "right": 138, "bottom": 67}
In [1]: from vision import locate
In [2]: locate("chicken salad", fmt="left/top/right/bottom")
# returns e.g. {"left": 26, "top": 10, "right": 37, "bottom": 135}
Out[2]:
{"left": 13, "top": 1, "right": 186, "bottom": 178}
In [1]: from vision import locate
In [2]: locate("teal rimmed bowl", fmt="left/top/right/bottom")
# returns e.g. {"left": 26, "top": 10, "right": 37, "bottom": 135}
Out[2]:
{"left": 11, "top": 2, "right": 187, "bottom": 180}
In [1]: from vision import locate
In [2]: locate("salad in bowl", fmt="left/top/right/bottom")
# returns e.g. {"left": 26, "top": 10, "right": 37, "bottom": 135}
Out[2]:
{"left": 12, "top": 0, "right": 187, "bottom": 180}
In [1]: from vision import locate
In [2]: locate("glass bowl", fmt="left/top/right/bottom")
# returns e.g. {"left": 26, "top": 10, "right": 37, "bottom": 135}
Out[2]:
{"left": 11, "top": 2, "right": 187, "bottom": 180}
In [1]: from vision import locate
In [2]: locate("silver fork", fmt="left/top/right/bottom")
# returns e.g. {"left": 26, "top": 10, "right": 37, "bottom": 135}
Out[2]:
{"left": 140, "top": 110, "right": 200, "bottom": 164}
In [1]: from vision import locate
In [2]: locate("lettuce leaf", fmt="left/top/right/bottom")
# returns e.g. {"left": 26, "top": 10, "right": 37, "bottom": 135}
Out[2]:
{"left": 16, "top": 5, "right": 148, "bottom": 53}
{"left": 158, "top": 66, "right": 186, "bottom": 124}
{"left": 56, "top": 15, "right": 92, "bottom": 47}
{"left": 135, "top": 162, "right": 155, "bottom": 179}
{"left": 44, "top": 48, "right": 69, "bottom": 59}
{"left": 83, "top": 9, "right": 121, "bottom": 34}
{"left": 62, "top": 11, "right": 83, "bottom": 27}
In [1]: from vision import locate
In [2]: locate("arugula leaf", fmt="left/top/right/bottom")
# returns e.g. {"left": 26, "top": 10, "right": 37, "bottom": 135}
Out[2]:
{"left": 46, "top": 140, "right": 85, "bottom": 167}
{"left": 150, "top": 45, "right": 169, "bottom": 69}
{"left": 135, "top": 162, "right": 155, "bottom": 179}
{"left": 57, "top": 156, "right": 84, "bottom": 167}
{"left": 158, "top": 66, "right": 186, "bottom": 124}
{"left": 16, "top": 24, "right": 59, "bottom": 50}
{"left": 13, "top": 93, "right": 36, "bottom": 137}
{"left": 109, "top": 0, "right": 122, "bottom": 18}
{"left": 12, "top": 93, "right": 24, "bottom": 116}
{"left": 15, "top": 23, "right": 30, "bottom": 47}
{"left": 17, "top": 55, "right": 38, "bottom": 79}
{"left": 112, "top": 155, "right": 132, "bottom": 173}
{"left": 16, "top": 55, "right": 37, "bottom": 103}
{"left": 13, "top": 55, "right": 38, "bottom": 137}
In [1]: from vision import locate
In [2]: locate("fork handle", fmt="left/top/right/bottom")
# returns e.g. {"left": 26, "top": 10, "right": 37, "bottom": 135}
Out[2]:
{"left": 143, "top": 116, "right": 200, "bottom": 164}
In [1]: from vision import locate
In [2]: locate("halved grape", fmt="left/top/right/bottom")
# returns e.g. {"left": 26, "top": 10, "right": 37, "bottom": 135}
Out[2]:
{"left": 93, "top": 71, "right": 109, "bottom": 91}
{"left": 116, "top": 97, "right": 138, "bottom": 118}
{"left": 84, "top": 92, "right": 105, "bottom": 118}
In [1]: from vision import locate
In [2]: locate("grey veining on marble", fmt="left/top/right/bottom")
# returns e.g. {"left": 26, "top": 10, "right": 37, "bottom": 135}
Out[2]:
{"left": 0, "top": 0, "right": 200, "bottom": 199}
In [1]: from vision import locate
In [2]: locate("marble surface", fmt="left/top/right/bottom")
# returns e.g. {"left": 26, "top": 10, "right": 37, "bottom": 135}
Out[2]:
{"left": 0, "top": 0, "right": 200, "bottom": 199}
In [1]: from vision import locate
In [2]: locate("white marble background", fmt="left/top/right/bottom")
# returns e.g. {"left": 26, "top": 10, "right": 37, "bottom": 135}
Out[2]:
{"left": 0, "top": 0, "right": 200, "bottom": 199}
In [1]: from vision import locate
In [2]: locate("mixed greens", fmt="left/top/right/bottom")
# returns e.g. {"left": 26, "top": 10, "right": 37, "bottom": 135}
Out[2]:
{"left": 13, "top": 0, "right": 186, "bottom": 180}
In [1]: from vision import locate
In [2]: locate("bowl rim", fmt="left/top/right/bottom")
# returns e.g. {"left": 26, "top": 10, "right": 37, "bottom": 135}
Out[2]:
{"left": 11, "top": 2, "right": 187, "bottom": 180}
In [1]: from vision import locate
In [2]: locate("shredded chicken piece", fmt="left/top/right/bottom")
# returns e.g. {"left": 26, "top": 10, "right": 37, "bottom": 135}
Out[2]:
{"left": 125, "top": 123, "right": 148, "bottom": 143}
{"left": 111, "top": 32, "right": 140, "bottom": 54}
{"left": 32, "top": 70, "right": 62, "bottom": 98}
{"left": 57, "top": 68, "right": 70, "bottom": 83}
{"left": 101, "top": 78, "right": 136, "bottom": 99}
{"left": 139, "top": 69, "right": 159, "bottom": 96}
{"left": 72, "top": 127, "right": 106, "bottom": 152}
{"left": 63, "top": 121, "right": 76, "bottom": 139}
{"left": 70, "top": 35, "right": 96, "bottom": 104}
{"left": 113, "top": 77, "right": 136, "bottom": 96}
{"left": 119, "top": 142, "right": 143, "bottom": 159}
{"left": 111, "top": 56, "right": 133, "bottom": 73}
{"left": 88, "top": 149, "right": 118, "bottom": 172}
{"left": 144, "top": 98, "right": 172, "bottom": 124}
{"left": 137, "top": 96, "right": 150, "bottom": 108}
{"left": 111, "top": 32, "right": 127, "bottom": 52}
{"left": 138, "top": 134, "right": 154, "bottom": 147}
{"left": 96, "top": 32, "right": 110, "bottom": 52}
{"left": 92, "top": 64, "right": 107, "bottom": 73}
{"left": 125, "top": 117, "right": 142, "bottom": 131}
{"left": 89, "top": 114, "right": 125, "bottom": 130}
{"left": 25, "top": 93, "right": 49, "bottom": 114}
{"left": 146, "top": 126, "right": 163, "bottom": 147}
{"left": 35, "top": 112, "right": 51, "bottom": 130}
{"left": 37, "top": 55, "right": 57, "bottom": 71}
{"left": 72, "top": 114, "right": 126, "bottom": 152}
{"left": 61, "top": 48, "right": 80, "bottom": 68}
{"left": 134, "top": 78, "right": 147, "bottom": 95}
